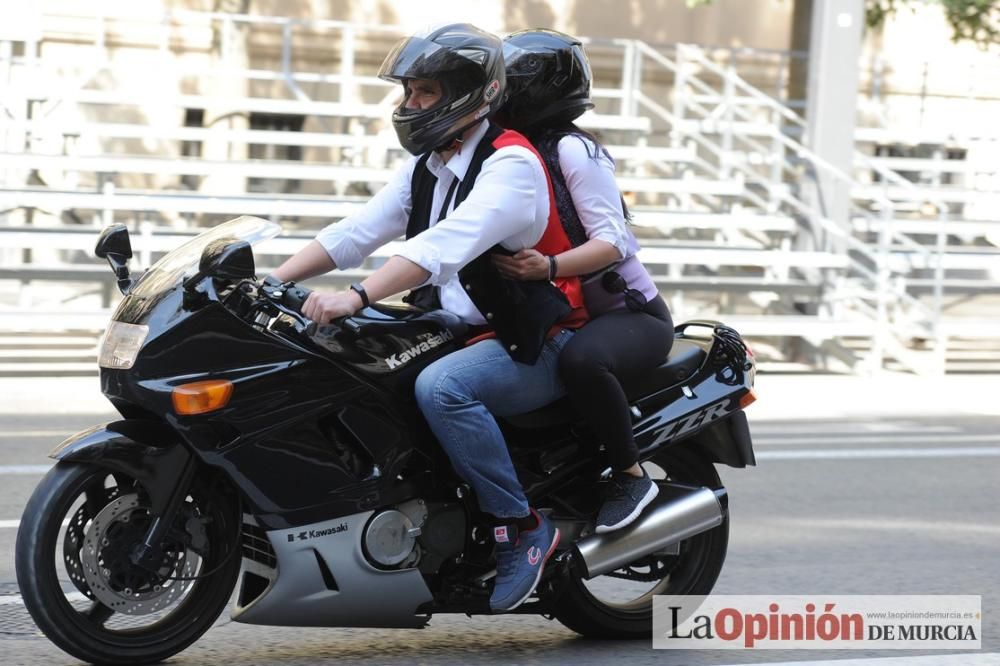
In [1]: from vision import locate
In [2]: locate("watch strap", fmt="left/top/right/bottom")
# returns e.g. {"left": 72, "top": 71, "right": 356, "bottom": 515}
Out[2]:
{"left": 349, "top": 282, "right": 370, "bottom": 308}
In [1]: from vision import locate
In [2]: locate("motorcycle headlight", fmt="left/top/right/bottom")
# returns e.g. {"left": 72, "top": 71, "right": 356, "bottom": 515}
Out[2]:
{"left": 98, "top": 321, "right": 149, "bottom": 369}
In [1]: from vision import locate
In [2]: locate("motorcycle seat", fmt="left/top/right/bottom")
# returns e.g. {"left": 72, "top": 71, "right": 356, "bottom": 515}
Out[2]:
{"left": 503, "top": 338, "right": 707, "bottom": 431}
{"left": 622, "top": 338, "right": 706, "bottom": 401}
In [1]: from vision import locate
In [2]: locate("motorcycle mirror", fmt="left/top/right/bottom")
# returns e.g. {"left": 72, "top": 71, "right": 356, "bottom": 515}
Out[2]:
{"left": 95, "top": 224, "right": 134, "bottom": 295}
{"left": 95, "top": 224, "right": 133, "bottom": 260}
{"left": 184, "top": 238, "right": 256, "bottom": 292}
{"left": 200, "top": 238, "right": 255, "bottom": 280}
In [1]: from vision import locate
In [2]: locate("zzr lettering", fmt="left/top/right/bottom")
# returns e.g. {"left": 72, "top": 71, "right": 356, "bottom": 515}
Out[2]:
{"left": 648, "top": 398, "right": 735, "bottom": 447}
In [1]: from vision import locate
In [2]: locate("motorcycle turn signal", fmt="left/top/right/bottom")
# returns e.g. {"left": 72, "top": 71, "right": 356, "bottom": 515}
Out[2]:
{"left": 172, "top": 379, "right": 234, "bottom": 415}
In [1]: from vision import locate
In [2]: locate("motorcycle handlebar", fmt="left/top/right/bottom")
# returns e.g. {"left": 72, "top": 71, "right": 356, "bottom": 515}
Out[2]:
{"left": 259, "top": 276, "right": 313, "bottom": 331}
{"left": 259, "top": 277, "right": 352, "bottom": 334}
{"left": 279, "top": 283, "right": 312, "bottom": 314}
{"left": 260, "top": 276, "right": 313, "bottom": 314}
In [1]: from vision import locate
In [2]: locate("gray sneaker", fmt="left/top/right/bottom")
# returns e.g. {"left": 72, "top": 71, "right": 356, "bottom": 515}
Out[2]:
{"left": 595, "top": 470, "right": 659, "bottom": 534}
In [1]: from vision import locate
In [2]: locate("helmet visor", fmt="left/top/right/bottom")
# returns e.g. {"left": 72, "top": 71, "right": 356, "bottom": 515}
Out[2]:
{"left": 502, "top": 42, "right": 544, "bottom": 82}
{"left": 378, "top": 36, "right": 488, "bottom": 86}
{"left": 501, "top": 42, "right": 529, "bottom": 63}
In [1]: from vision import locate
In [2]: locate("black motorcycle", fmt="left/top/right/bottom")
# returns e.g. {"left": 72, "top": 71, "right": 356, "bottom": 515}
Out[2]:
{"left": 16, "top": 216, "right": 756, "bottom": 665}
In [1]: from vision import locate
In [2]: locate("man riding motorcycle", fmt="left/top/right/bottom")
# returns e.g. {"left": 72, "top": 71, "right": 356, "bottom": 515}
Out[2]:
{"left": 270, "top": 23, "right": 588, "bottom": 613}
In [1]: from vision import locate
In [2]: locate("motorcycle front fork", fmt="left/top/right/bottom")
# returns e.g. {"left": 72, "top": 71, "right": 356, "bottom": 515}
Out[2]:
{"left": 129, "top": 454, "right": 198, "bottom": 570}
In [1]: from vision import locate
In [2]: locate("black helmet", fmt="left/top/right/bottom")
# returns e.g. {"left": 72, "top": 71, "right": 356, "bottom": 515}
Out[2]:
{"left": 499, "top": 29, "right": 594, "bottom": 132}
{"left": 378, "top": 23, "right": 505, "bottom": 155}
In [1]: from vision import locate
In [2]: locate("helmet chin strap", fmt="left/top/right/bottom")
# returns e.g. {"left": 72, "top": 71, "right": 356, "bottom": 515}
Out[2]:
{"left": 436, "top": 135, "right": 464, "bottom": 154}
{"left": 433, "top": 111, "right": 490, "bottom": 154}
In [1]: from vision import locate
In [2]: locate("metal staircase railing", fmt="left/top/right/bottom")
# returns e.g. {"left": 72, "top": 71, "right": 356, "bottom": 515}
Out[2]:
{"left": 619, "top": 39, "right": 957, "bottom": 374}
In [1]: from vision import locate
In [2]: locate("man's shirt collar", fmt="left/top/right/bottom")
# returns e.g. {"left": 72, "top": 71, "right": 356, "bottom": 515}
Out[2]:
{"left": 424, "top": 120, "right": 491, "bottom": 182}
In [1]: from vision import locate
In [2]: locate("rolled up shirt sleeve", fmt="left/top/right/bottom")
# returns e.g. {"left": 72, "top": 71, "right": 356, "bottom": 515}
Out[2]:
{"left": 314, "top": 157, "right": 416, "bottom": 269}
{"left": 393, "top": 146, "right": 546, "bottom": 286}
{"left": 558, "top": 135, "right": 629, "bottom": 259}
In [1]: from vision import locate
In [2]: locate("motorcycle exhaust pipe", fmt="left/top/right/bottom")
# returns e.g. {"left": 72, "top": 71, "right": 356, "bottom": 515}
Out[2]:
{"left": 573, "top": 486, "right": 727, "bottom": 580}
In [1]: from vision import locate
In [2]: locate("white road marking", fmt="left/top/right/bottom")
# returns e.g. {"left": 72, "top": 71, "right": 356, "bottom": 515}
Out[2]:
{"left": 0, "top": 465, "right": 53, "bottom": 474}
{"left": 755, "top": 433, "right": 999, "bottom": 446}
{"left": 751, "top": 424, "right": 962, "bottom": 435}
{"left": 757, "top": 446, "right": 1000, "bottom": 460}
{"left": 0, "top": 430, "right": 72, "bottom": 438}
{"left": 0, "top": 592, "right": 88, "bottom": 606}
{"left": 0, "top": 519, "right": 70, "bottom": 529}
{"left": 769, "top": 517, "right": 1000, "bottom": 536}
{"left": 860, "top": 422, "right": 959, "bottom": 433}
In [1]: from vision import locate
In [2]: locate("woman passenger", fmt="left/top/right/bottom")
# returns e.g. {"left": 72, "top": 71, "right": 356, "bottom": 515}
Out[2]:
{"left": 494, "top": 29, "right": 675, "bottom": 533}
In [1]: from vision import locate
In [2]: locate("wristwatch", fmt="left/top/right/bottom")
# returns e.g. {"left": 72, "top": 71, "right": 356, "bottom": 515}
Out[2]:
{"left": 349, "top": 283, "right": 370, "bottom": 308}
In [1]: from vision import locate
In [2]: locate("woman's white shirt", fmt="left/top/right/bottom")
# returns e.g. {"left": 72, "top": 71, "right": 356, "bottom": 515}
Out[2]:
{"left": 556, "top": 135, "right": 629, "bottom": 260}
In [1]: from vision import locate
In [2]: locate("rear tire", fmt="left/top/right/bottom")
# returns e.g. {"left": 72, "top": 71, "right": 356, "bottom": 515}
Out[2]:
{"left": 16, "top": 461, "right": 241, "bottom": 665}
{"left": 550, "top": 444, "right": 729, "bottom": 639}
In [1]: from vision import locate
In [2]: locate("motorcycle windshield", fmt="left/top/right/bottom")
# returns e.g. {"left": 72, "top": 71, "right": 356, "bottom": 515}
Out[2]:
{"left": 131, "top": 216, "right": 280, "bottom": 298}
{"left": 114, "top": 216, "right": 281, "bottom": 323}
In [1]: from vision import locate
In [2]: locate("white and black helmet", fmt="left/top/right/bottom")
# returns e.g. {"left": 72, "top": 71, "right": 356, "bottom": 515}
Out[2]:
{"left": 378, "top": 23, "right": 506, "bottom": 155}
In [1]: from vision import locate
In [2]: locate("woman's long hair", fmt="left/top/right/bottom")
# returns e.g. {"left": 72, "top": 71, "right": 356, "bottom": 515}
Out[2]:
{"left": 524, "top": 122, "right": 633, "bottom": 223}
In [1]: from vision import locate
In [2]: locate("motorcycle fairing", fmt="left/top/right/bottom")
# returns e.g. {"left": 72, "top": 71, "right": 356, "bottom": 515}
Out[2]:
{"left": 50, "top": 421, "right": 192, "bottom": 515}
{"left": 629, "top": 331, "right": 756, "bottom": 467}
{"left": 231, "top": 511, "right": 433, "bottom": 628}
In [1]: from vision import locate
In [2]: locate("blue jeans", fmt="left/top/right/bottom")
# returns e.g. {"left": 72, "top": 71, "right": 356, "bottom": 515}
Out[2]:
{"left": 414, "top": 329, "right": 574, "bottom": 519}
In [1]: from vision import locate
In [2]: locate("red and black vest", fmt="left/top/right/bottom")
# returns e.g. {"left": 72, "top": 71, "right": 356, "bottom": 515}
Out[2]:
{"left": 404, "top": 123, "right": 589, "bottom": 364}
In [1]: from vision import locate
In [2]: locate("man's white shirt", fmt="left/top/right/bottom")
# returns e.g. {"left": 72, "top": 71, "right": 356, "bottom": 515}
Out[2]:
{"left": 316, "top": 121, "right": 550, "bottom": 325}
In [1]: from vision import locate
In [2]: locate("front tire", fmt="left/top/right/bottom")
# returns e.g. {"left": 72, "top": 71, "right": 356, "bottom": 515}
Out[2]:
{"left": 550, "top": 444, "right": 729, "bottom": 639}
{"left": 16, "top": 461, "right": 241, "bottom": 665}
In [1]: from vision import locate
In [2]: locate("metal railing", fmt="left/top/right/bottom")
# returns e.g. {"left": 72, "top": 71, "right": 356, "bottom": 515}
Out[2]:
{"left": 2, "top": 9, "right": 998, "bottom": 373}
{"left": 621, "top": 41, "right": 995, "bottom": 374}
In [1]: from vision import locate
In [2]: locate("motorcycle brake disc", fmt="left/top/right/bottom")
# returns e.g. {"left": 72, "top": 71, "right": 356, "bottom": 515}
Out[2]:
{"left": 80, "top": 493, "right": 199, "bottom": 616}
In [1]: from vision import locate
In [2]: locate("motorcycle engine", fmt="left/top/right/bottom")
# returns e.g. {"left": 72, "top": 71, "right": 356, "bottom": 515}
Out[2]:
{"left": 363, "top": 500, "right": 425, "bottom": 568}
{"left": 363, "top": 499, "right": 466, "bottom": 572}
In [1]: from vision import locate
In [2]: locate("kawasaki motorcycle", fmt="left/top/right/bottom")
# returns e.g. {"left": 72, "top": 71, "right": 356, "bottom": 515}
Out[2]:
{"left": 16, "top": 216, "right": 756, "bottom": 664}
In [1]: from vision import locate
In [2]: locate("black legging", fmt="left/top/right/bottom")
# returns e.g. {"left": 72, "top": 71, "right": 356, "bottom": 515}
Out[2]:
{"left": 559, "top": 295, "right": 674, "bottom": 470}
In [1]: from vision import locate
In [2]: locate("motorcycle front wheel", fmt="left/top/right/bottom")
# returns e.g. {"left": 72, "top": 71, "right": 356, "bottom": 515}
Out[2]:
{"left": 15, "top": 461, "right": 242, "bottom": 665}
{"left": 549, "top": 444, "right": 729, "bottom": 639}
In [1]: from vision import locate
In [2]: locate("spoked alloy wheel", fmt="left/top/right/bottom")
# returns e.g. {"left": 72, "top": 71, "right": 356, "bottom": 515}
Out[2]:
{"left": 16, "top": 461, "right": 241, "bottom": 665}
{"left": 551, "top": 445, "right": 729, "bottom": 639}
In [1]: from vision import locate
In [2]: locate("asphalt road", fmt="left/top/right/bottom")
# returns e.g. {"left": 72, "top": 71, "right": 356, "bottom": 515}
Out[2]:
{"left": 0, "top": 408, "right": 997, "bottom": 666}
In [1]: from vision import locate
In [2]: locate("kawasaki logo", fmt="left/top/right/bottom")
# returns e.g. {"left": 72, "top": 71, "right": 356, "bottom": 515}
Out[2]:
{"left": 648, "top": 398, "right": 735, "bottom": 448}
{"left": 286, "top": 523, "right": 348, "bottom": 542}
{"left": 384, "top": 330, "right": 455, "bottom": 370}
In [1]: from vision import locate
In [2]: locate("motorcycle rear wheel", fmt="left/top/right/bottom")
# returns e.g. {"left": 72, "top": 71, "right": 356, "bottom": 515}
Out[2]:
{"left": 15, "top": 461, "right": 241, "bottom": 665}
{"left": 549, "top": 444, "right": 729, "bottom": 639}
